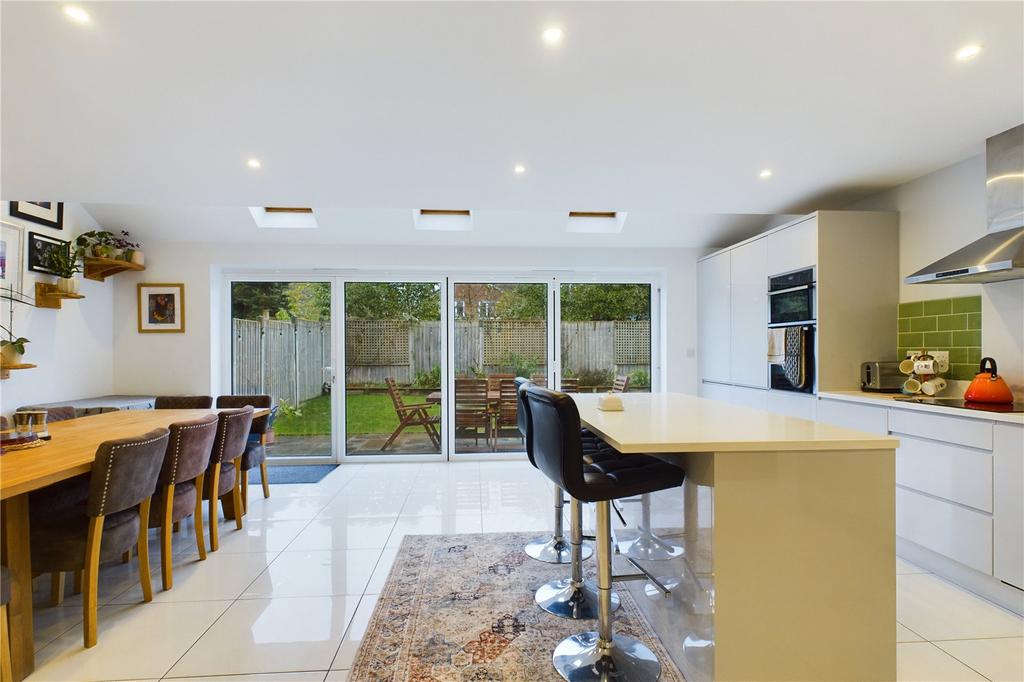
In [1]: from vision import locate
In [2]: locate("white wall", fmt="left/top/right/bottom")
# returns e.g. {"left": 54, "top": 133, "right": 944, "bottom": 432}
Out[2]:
{"left": 110, "top": 243, "right": 703, "bottom": 396}
{"left": 0, "top": 202, "right": 114, "bottom": 414}
{"left": 851, "top": 154, "right": 1024, "bottom": 393}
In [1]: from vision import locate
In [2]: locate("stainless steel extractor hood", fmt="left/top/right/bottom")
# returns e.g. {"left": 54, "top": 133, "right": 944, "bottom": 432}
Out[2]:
{"left": 906, "top": 125, "right": 1024, "bottom": 284}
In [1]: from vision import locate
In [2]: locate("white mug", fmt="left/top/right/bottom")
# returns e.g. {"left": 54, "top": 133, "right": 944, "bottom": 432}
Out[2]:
{"left": 899, "top": 359, "right": 917, "bottom": 375}
{"left": 921, "top": 377, "right": 947, "bottom": 396}
{"left": 913, "top": 358, "right": 936, "bottom": 375}
{"left": 903, "top": 378, "right": 922, "bottom": 394}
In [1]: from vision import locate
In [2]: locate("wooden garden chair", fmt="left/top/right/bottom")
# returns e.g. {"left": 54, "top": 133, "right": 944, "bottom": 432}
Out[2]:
{"left": 612, "top": 375, "right": 630, "bottom": 393}
{"left": 382, "top": 378, "right": 441, "bottom": 450}
{"left": 494, "top": 378, "right": 521, "bottom": 444}
{"left": 454, "top": 377, "right": 492, "bottom": 449}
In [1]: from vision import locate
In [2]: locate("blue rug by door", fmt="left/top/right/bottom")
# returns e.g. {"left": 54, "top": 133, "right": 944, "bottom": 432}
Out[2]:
{"left": 249, "top": 465, "right": 337, "bottom": 485}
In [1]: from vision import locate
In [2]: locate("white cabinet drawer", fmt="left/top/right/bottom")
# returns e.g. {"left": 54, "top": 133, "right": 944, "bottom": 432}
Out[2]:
{"left": 765, "top": 390, "right": 816, "bottom": 421}
{"left": 896, "top": 487, "right": 992, "bottom": 575}
{"left": 816, "top": 398, "right": 888, "bottom": 434}
{"left": 889, "top": 409, "right": 993, "bottom": 450}
{"left": 896, "top": 436, "right": 992, "bottom": 512}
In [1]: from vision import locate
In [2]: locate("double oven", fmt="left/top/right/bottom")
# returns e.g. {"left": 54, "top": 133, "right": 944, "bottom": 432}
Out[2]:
{"left": 767, "top": 267, "right": 816, "bottom": 393}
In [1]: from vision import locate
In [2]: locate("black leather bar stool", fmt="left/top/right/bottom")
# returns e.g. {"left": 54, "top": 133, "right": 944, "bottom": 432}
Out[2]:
{"left": 527, "top": 385, "right": 685, "bottom": 681}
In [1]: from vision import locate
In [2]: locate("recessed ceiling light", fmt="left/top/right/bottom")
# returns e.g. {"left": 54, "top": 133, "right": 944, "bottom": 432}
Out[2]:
{"left": 955, "top": 43, "right": 982, "bottom": 62}
{"left": 542, "top": 27, "right": 564, "bottom": 46}
{"left": 759, "top": 169, "right": 773, "bottom": 179}
{"left": 62, "top": 5, "right": 90, "bottom": 24}
{"left": 246, "top": 158, "right": 262, "bottom": 169}
{"left": 513, "top": 164, "right": 526, "bottom": 175}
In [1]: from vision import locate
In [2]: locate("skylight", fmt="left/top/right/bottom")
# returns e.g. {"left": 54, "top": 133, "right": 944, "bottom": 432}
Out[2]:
{"left": 248, "top": 207, "right": 318, "bottom": 229}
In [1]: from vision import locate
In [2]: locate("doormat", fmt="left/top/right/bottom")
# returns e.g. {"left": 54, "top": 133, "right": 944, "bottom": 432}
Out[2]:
{"left": 249, "top": 464, "right": 337, "bottom": 485}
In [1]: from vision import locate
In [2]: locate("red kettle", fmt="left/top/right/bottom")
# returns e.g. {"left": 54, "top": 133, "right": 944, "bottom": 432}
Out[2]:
{"left": 964, "top": 357, "right": 1015, "bottom": 404}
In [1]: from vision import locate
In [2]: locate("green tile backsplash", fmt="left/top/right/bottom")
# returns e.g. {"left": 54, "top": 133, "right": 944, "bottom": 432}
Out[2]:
{"left": 897, "top": 295, "right": 982, "bottom": 381}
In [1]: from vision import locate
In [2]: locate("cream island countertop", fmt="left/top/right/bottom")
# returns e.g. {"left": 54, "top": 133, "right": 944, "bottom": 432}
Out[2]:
{"left": 574, "top": 392, "right": 898, "bottom": 453}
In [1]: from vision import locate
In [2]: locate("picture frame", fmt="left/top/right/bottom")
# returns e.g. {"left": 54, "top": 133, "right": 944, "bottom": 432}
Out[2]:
{"left": 0, "top": 221, "right": 25, "bottom": 295}
{"left": 27, "top": 232, "right": 70, "bottom": 275}
{"left": 9, "top": 201, "right": 64, "bottom": 230}
{"left": 138, "top": 283, "right": 185, "bottom": 333}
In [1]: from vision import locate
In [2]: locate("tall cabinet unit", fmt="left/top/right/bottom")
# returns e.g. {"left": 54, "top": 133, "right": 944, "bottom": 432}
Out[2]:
{"left": 697, "top": 211, "right": 899, "bottom": 411}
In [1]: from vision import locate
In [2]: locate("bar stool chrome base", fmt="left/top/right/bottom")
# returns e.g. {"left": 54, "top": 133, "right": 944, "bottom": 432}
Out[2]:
{"left": 617, "top": 530, "right": 684, "bottom": 562}
{"left": 525, "top": 536, "right": 592, "bottom": 564}
{"left": 536, "top": 578, "right": 619, "bottom": 619}
{"left": 553, "top": 631, "right": 662, "bottom": 681}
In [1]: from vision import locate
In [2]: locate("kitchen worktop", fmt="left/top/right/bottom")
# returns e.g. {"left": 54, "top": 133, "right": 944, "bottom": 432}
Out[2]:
{"left": 574, "top": 392, "right": 898, "bottom": 453}
{"left": 820, "top": 390, "right": 1024, "bottom": 425}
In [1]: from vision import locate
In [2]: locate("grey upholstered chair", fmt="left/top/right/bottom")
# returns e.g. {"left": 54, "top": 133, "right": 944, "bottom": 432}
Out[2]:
{"left": 215, "top": 394, "right": 271, "bottom": 436}
{"left": 239, "top": 405, "right": 278, "bottom": 510}
{"left": 154, "top": 395, "right": 214, "bottom": 410}
{"left": 202, "top": 407, "right": 254, "bottom": 551}
{"left": 30, "top": 428, "right": 169, "bottom": 648}
{"left": 148, "top": 415, "right": 219, "bottom": 590}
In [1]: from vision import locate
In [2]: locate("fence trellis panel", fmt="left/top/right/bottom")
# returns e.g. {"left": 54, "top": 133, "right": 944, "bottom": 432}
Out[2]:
{"left": 232, "top": 317, "right": 330, "bottom": 405}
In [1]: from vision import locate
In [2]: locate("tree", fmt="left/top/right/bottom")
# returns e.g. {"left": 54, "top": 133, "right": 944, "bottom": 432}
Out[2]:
{"left": 561, "top": 283, "right": 650, "bottom": 321}
{"left": 344, "top": 282, "right": 441, "bottom": 320}
{"left": 285, "top": 282, "right": 331, "bottom": 321}
{"left": 494, "top": 284, "right": 547, "bottom": 320}
{"left": 231, "top": 282, "right": 290, "bottom": 320}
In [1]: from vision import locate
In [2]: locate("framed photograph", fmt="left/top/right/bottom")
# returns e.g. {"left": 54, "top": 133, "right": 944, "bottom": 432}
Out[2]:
{"left": 138, "top": 283, "right": 185, "bottom": 333}
{"left": 9, "top": 201, "right": 64, "bottom": 230}
{"left": 1, "top": 221, "right": 25, "bottom": 295}
{"left": 27, "top": 232, "right": 70, "bottom": 275}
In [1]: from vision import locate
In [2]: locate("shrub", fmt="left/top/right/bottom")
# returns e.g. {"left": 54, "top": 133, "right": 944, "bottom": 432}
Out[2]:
{"left": 414, "top": 365, "right": 442, "bottom": 388}
{"left": 629, "top": 369, "right": 650, "bottom": 388}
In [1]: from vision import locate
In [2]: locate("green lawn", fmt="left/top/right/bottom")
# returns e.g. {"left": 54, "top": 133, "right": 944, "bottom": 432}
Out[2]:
{"left": 275, "top": 392, "right": 439, "bottom": 436}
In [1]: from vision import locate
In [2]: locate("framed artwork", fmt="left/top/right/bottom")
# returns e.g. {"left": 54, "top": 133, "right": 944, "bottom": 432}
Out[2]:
{"left": 9, "top": 201, "right": 64, "bottom": 230}
{"left": 27, "top": 232, "right": 70, "bottom": 275}
{"left": 0, "top": 221, "right": 25, "bottom": 295}
{"left": 138, "top": 283, "right": 185, "bottom": 333}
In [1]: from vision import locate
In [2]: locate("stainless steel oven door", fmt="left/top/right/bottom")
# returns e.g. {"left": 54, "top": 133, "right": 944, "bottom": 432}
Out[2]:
{"left": 767, "top": 324, "right": 815, "bottom": 393}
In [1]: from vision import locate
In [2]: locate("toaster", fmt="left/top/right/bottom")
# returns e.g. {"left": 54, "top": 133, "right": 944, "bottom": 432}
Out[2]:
{"left": 861, "top": 361, "right": 903, "bottom": 392}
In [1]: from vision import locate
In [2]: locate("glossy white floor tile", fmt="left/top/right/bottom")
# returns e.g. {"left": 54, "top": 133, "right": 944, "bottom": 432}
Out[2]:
{"left": 241, "top": 549, "right": 380, "bottom": 598}
{"left": 897, "top": 642, "right": 987, "bottom": 681}
{"left": 934, "top": 637, "right": 1024, "bottom": 682}
{"left": 21, "top": 462, "right": 1024, "bottom": 682}
{"left": 166, "top": 596, "right": 358, "bottom": 677}
{"left": 30, "top": 600, "right": 231, "bottom": 681}
{"left": 897, "top": 573, "right": 1024, "bottom": 641}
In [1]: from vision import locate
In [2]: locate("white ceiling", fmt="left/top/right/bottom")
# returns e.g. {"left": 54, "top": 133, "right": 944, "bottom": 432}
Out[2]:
{"left": 2, "top": 1, "right": 1022, "bottom": 248}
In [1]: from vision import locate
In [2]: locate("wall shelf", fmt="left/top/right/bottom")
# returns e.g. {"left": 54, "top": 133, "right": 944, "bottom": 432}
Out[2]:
{"left": 35, "top": 282, "right": 86, "bottom": 309}
{"left": 0, "top": 363, "right": 36, "bottom": 380}
{"left": 83, "top": 256, "right": 145, "bottom": 281}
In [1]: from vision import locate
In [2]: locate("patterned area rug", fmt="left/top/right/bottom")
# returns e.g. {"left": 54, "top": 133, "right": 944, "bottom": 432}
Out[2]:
{"left": 351, "top": 532, "right": 684, "bottom": 681}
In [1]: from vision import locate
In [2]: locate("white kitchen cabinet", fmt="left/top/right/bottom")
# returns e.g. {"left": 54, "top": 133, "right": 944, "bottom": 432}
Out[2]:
{"left": 765, "top": 390, "right": 816, "bottom": 420}
{"left": 729, "top": 384, "right": 768, "bottom": 410}
{"left": 993, "top": 423, "right": 1024, "bottom": 590}
{"left": 895, "top": 435, "right": 993, "bottom": 513}
{"left": 766, "top": 215, "right": 817, "bottom": 276}
{"left": 728, "top": 237, "right": 768, "bottom": 388}
{"left": 698, "top": 251, "right": 731, "bottom": 384}
{"left": 699, "top": 380, "right": 732, "bottom": 403}
{"left": 816, "top": 398, "right": 888, "bottom": 434}
{"left": 896, "top": 487, "right": 993, "bottom": 575}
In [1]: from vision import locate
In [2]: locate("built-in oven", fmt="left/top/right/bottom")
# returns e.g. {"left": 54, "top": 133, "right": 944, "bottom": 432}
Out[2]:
{"left": 767, "top": 267, "right": 816, "bottom": 393}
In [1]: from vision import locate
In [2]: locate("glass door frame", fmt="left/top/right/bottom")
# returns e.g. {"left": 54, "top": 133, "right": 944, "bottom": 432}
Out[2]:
{"left": 220, "top": 269, "right": 663, "bottom": 464}
{"left": 219, "top": 271, "right": 341, "bottom": 465}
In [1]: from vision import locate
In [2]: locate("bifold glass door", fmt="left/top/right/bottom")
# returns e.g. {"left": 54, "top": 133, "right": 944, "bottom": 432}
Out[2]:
{"left": 230, "top": 280, "right": 334, "bottom": 460}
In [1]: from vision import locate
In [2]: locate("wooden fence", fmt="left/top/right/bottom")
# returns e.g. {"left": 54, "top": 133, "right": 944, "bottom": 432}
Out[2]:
{"left": 234, "top": 317, "right": 651, "bottom": 398}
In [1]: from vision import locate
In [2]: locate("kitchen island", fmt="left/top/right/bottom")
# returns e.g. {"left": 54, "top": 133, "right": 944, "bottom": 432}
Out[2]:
{"left": 574, "top": 392, "right": 898, "bottom": 682}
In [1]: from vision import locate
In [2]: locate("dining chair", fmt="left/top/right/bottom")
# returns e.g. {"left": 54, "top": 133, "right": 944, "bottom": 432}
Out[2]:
{"left": 454, "top": 377, "right": 491, "bottom": 449}
{"left": 381, "top": 378, "right": 441, "bottom": 451}
{"left": 1, "top": 565, "right": 12, "bottom": 682}
{"left": 154, "top": 395, "right": 214, "bottom": 409}
{"left": 202, "top": 407, "right": 253, "bottom": 551}
{"left": 149, "top": 415, "right": 218, "bottom": 590}
{"left": 240, "top": 405, "right": 279, "bottom": 511}
{"left": 612, "top": 375, "right": 630, "bottom": 393}
{"left": 495, "top": 378, "right": 520, "bottom": 444}
{"left": 29, "top": 428, "right": 169, "bottom": 648}
{"left": 487, "top": 373, "right": 515, "bottom": 393}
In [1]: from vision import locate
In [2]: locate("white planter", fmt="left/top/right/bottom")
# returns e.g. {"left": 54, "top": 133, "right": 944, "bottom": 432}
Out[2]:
{"left": 131, "top": 250, "right": 145, "bottom": 266}
{"left": 57, "top": 277, "right": 79, "bottom": 294}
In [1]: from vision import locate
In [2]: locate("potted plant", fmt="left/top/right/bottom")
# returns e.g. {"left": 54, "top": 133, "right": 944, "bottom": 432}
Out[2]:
{"left": 111, "top": 230, "right": 142, "bottom": 263}
{"left": 0, "top": 337, "right": 29, "bottom": 366}
{"left": 45, "top": 245, "right": 83, "bottom": 294}
{"left": 74, "top": 230, "right": 116, "bottom": 259}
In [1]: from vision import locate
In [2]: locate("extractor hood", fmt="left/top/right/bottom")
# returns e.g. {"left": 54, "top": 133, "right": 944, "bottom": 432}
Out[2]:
{"left": 906, "top": 125, "right": 1024, "bottom": 284}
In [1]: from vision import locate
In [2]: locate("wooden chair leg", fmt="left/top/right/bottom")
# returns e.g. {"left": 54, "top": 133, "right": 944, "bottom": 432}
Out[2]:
{"left": 160, "top": 484, "right": 175, "bottom": 591}
{"left": 72, "top": 570, "right": 82, "bottom": 596}
{"left": 231, "top": 459, "right": 244, "bottom": 530}
{"left": 241, "top": 472, "right": 249, "bottom": 514}
{"left": 83, "top": 516, "right": 104, "bottom": 648}
{"left": 137, "top": 498, "right": 153, "bottom": 603}
{"left": 172, "top": 521, "right": 180, "bottom": 533}
{"left": 260, "top": 461, "right": 270, "bottom": 499}
{"left": 0, "top": 603, "right": 13, "bottom": 682}
{"left": 49, "top": 573, "right": 64, "bottom": 607}
{"left": 208, "top": 467, "right": 221, "bottom": 552}
{"left": 194, "top": 473, "right": 207, "bottom": 560}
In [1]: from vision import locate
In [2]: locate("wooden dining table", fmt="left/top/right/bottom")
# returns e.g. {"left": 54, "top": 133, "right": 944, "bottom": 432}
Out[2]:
{"left": 0, "top": 407, "right": 269, "bottom": 681}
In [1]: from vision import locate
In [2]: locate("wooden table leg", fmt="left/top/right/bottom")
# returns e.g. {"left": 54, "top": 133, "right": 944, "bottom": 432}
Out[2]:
{"left": 2, "top": 495, "right": 34, "bottom": 681}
